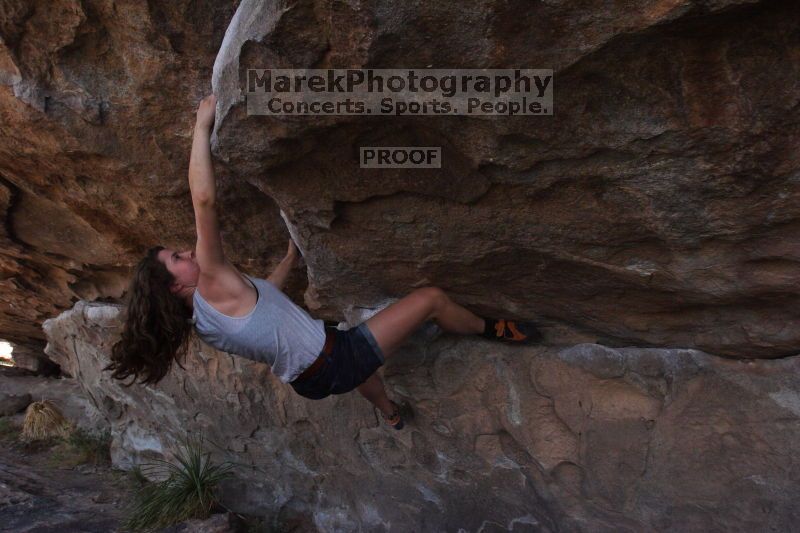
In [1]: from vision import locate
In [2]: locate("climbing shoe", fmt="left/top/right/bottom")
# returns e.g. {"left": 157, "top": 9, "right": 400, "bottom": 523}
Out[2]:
{"left": 481, "top": 318, "right": 542, "bottom": 344}
{"left": 381, "top": 400, "right": 405, "bottom": 430}
{"left": 384, "top": 403, "right": 404, "bottom": 430}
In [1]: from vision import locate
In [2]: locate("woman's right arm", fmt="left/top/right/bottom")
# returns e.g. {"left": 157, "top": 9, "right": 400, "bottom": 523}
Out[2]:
{"left": 189, "top": 94, "right": 226, "bottom": 274}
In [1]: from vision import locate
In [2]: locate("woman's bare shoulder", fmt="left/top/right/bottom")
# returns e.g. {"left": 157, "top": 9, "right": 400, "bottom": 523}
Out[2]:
{"left": 196, "top": 261, "right": 257, "bottom": 317}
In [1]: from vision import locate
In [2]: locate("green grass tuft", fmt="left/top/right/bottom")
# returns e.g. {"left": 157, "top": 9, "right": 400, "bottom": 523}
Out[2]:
{"left": 127, "top": 463, "right": 150, "bottom": 487}
{"left": 119, "top": 431, "right": 238, "bottom": 532}
{"left": 0, "top": 416, "right": 19, "bottom": 440}
{"left": 44, "top": 427, "right": 113, "bottom": 469}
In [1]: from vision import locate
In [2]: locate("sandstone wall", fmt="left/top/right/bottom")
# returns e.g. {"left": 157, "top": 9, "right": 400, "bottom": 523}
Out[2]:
{"left": 42, "top": 300, "right": 800, "bottom": 531}
{"left": 211, "top": 0, "right": 800, "bottom": 357}
{"left": 0, "top": 0, "right": 292, "bottom": 367}
{"left": 4, "top": 1, "right": 800, "bottom": 530}
{"left": 1, "top": 0, "right": 799, "bottom": 362}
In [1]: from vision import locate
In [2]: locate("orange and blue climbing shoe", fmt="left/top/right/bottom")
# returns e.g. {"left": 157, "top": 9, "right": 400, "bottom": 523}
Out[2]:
{"left": 480, "top": 318, "right": 542, "bottom": 344}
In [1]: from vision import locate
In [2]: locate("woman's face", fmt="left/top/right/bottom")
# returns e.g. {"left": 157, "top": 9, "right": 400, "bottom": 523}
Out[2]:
{"left": 157, "top": 247, "right": 199, "bottom": 294}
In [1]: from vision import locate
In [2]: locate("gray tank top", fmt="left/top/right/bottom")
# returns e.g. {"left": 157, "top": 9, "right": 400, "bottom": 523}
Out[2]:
{"left": 191, "top": 273, "right": 326, "bottom": 383}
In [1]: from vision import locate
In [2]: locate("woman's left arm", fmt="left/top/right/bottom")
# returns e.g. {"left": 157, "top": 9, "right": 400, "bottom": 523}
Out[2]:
{"left": 267, "top": 239, "right": 300, "bottom": 290}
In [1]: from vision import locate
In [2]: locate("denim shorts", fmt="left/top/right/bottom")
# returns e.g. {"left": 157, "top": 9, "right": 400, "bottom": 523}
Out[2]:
{"left": 289, "top": 323, "right": 386, "bottom": 400}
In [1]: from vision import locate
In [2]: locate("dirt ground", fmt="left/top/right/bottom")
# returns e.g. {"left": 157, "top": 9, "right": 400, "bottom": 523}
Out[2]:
{"left": 0, "top": 416, "right": 139, "bottom": 532}
{"left": 0, "top": 415, "right": 302, "bottom": 532}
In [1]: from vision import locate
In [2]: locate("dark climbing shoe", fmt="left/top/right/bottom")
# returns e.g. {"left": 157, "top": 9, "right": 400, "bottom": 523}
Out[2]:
{"left": 485, "top": 319, "right": 542, "bottom": 344}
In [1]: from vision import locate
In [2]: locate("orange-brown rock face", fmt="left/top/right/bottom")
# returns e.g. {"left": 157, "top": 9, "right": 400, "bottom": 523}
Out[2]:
{"left": 1, "top": 2, "right": 800, "bottom": 357}
{"left": 0, "top": 0, "right": 300, "bottom": 368}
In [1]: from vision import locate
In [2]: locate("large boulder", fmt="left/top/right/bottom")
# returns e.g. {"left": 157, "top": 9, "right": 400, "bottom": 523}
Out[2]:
{"left": 1, "top": 0, "right": 799, "bottom": 360}
{"left": 210, "top": 0, "right": 800, "bottom": 357}
{"left": 5, "top": 1, "right": 800, "bottom": 528}
{"left": 42, "top": 299, "right": 800, "bottom": 531}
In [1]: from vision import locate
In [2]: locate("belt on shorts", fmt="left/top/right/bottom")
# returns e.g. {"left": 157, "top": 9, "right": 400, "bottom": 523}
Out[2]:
{"left": 293, "top": 328, "right": 336, "bottom": 383}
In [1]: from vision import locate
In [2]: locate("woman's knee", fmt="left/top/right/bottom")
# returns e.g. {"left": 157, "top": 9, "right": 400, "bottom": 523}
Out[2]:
{"left": 414, "top": 286, "right": 448, "bottom": 312}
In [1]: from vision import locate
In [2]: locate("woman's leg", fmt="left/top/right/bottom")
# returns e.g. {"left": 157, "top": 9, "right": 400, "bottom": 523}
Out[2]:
{"left": 364, "top": 286, "right": 484, "bottom": 359}
{"left": 356, "top": 286, "right": 484, "bottom": 420}
{"left": 356, "top": 372, "right": 395, "bottom": 417}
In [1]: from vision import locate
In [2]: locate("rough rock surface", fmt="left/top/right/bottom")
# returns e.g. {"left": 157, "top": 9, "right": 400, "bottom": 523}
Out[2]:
{"left": 1, "top": 0, "right": 799, "bottom": 360}
{"left": 0, "top": 389, "right": 30, "bottom": 416}
{"left": 0, "top": 367, "right": 109, "bottom": 434}
{"left": 0, "top": 408, "right": 243, "bottom": 532}
{"left": 0, "top": 444, "right": 134, "bottom": 532}
{"left": 210, "top": 0, "right": 800, "bottom": 358}
{"left": 4, "top": 0, "right": 800, "bottom": 530}
{"left": 42, "top": 299, "right": 800, "bottom": 531}
{"left": 0, "top": 0, "right": 299, "bottom": 366}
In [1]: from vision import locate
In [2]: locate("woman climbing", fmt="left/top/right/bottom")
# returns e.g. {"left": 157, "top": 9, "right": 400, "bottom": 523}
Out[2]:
{"left": 104, "top": 94, "right": 542, "bottom": 430}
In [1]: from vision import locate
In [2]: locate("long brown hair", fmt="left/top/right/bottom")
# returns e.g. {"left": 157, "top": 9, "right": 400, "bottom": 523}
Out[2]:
{"left": 104, "top": 245, "right": 193, "bottom": 387}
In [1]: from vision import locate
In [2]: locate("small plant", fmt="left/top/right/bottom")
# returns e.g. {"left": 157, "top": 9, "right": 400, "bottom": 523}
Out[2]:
{"left": 66, "top": 427, "right": 112, "bottom": 461}
{"left": 120, "top": 431, "right": 238, "bottom": 532}
{"left": 45, "top": 427, "right": 113, "bottom": 469}
{"left": 0, "top": 416, "right": 18, "bottom": 439}
{"left": 127, "top": 463, "right": 150, "bottom": 487}
{"left": 21, "top": 399, "right": 73, "bottom": 442}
